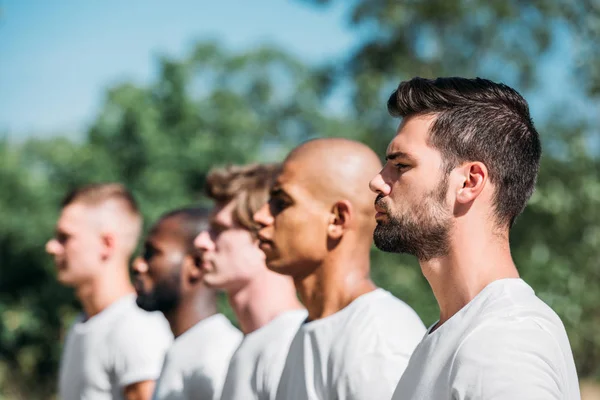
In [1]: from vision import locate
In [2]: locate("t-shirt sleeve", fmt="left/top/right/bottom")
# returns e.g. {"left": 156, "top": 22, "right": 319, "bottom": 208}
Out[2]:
{"left": 337, "top": 300, "right": 424, "bottom": 400}
{"left": 112, "top": 315, "right": 173, "bottom": 388}
{"left": 449, "top": 322, "right": 567, "bottom": 400}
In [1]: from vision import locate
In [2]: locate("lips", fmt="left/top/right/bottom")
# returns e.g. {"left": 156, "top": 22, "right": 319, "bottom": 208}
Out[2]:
{"left": 257, "top": 238, "right": 275, "bottom": 255}
{"left": 200, "top": 259, "right": 215, "bottom": 273}
{"left": 256, "top": 230, "right": 272, "bottom": 246}
{"left": 53, "top": 258, "right": 67, "bottom": 270}
{"left": 374, "top": 205, "right": 387, "bottom": 214}
{"left": 374, "top": 195, "right": 389, "bottom": 215}
{"left": 192, "top": 251, "right": 203, "bottom": 268}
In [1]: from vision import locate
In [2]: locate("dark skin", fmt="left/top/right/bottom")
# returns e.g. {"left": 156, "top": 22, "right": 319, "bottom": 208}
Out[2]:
{"left": 132, "top": 216, "right": 217, "bottom": 338}
{"left": 254, "top": 138, "right": 383, "bottom": 321}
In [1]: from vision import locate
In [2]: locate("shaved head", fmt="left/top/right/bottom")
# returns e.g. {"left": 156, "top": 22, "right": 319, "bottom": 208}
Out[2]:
{"left": 254, "top": 137, "right": 382, "bottom": 276}
{"left": 60, "top": 183, "right": 143, "bottom": 257}
{"left": 285, "top": 138, "right": 382, "bottom": 231}
{"left": 47, "top": 183, "right": 143, "bottom": 287}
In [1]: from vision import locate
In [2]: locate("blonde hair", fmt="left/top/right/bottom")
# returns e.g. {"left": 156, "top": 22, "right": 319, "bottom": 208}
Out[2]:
{"left": 61, "top": 183, "right": 139, "bottom": 214}
{"left": 61, "top": 183, "right": 142, "bottom": 254}
{"left": 205, "top": 163, "right": 280, "bottom": 231}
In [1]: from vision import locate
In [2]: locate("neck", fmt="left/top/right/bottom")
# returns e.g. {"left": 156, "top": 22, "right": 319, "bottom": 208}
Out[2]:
{"left": 295, "top": 241, "right": 376, "bottom": 321}
{"left": 228, "top": 270, "right": 302, "bottom": 335}
{"left": 76, "top": 261, "right": 135, "bottom": 318}
{"left": 164, "top": 290, "right": 218, "bottom": 338}
{"left": 421, "top": 225, "right": 519, "bottom": 330}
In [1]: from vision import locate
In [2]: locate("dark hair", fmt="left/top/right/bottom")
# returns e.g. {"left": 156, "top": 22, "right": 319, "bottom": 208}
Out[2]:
{"left": 157, "top": 206, "right": 212, "bottom": 253}
{"left": 388, "top": 77, "right": 541, "bottom": 227}
{"left": 205, "top": 163, "right": 281, "bottom": 231}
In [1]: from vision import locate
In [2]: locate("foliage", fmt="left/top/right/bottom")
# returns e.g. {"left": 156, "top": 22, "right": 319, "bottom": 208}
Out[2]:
{"left": 0, "top": 42, "right": 351, "bottom": 398}
{"left": 1, "top": 1, "right": 600, "bottom": 397}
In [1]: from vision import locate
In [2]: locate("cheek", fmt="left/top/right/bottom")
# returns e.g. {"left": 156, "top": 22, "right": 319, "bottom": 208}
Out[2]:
{"left": 216, "top": 232, "right": 256, "bottom": 269}
{"left": 390, "top": 175, "right": 426, "bottom": 205}
{"left": 276, "top": 210, "right": 325, "bottom": 254}
{"left": 65, "top": 241, "right": 88, "bottom": 263}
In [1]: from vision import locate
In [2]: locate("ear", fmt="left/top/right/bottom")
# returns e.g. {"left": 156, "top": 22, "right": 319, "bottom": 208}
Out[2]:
{"left": 456, "top": 162, "right": 487, "bottom": 204}
{"left": 327, "top": 200, "right": 352, "bottom": 240}
{"left": 100, "top": 232, "right": 116, "bottom": 261}
{"left": 183, "top": 254, "right": 203, "bottom": 284}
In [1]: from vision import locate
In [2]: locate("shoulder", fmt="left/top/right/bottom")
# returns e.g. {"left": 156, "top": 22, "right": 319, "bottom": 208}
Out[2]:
{"left": 110, "top": 302, "right": 172, "bottom": 345}
{"left": 183, "top": 315, "right": 242, "bottom": 365}
{"left": 450, "top": 317, "right": 572, "bottom": 399}
{"left": 343, "top": 290, "right": 426, "bottom": 348}
{"left": 107, "top": 300, "right": 172, "bottom": 358}
{"left": 103, "top": 298, "right": 173, "bottom": 387}
{"left": 239, "top": 310, "right": 305, "bottom": 362}
{"left": 332, "top": 291, "right": 426, "bottom": 385}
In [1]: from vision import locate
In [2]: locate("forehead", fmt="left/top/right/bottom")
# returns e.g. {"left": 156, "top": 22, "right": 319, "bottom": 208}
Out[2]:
{"left": 211, "top": 200, "right": 237, "bottom": 227}
{"left": 58, "top": 203, "right": 94, "bottom": 231}
{"left": 148, "top": 218, "right": 184, "bottom": 244}
{"left": 386, "top": 115, "right": 440, "bottom": 160}
{"left": 276, "top": 159, "right": 316, "bottom": 198}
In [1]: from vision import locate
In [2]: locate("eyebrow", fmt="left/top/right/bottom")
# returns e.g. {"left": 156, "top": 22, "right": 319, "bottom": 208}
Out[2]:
{"left": 209, "top": 216, "right": 229, "bottom": 231}
{"left": 270, "top": 186, "right": 293, "bottom": 200}
{"left": 385, "top": 151, "right": 415, "bottom": 162}
{"left": 55, "top": 228, "right": 69, "bottom": 238}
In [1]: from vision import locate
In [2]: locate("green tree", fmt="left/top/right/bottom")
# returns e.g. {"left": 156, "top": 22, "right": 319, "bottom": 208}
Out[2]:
{"left": 0, "top": 41, "right": 351, "bottom": 398}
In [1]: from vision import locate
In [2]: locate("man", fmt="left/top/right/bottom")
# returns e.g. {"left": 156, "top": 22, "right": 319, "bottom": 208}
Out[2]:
{"left": 132, "top": 206, "right": 243, "bottom": 400}
{"left": 370, "top": 77, "right": 580, "bottom": 399}
{"left": 253, "top": 138, "right": 426, "bottom": 400}
{"left": 46, "top": 183, "right": 172, "bottom": 400}
{"left": 193, "top": 163, "right": 307, "bottom": 400}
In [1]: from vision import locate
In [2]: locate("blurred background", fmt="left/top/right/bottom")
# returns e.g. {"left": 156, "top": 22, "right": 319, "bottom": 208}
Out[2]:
{"left": 0, "top": 0, "right": 599, "bottom": 398}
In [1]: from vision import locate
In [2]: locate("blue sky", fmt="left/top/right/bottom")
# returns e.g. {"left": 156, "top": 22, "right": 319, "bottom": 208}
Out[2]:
{"left": 0, "top": 1, "right": 596, "bottom": 145}
{"left": 0, "top": 0, "right": 354, "bottom": 139}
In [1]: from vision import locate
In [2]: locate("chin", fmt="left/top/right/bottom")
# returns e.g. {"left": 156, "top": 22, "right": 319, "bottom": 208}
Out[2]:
{"left": 135, "top": 297, "right": 155, "bottom": 312}
{"left": 265, "top": 259, "right": 295, "bottom": 277}
{"left": 56, "top": 273, "right": 79, "bottom": 287}
{"left": 202, "top": 274, "right": 231, "bottom": 290}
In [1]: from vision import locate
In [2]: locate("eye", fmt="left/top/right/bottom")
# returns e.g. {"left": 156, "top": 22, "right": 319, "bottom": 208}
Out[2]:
{"left": 56, "top": 232, "right": 69, "bottom": 245}
{"left": 394, "top": 163, "right": 409, "bottom": 172}
{"left": 209, "top": 223, "right": 227, "bottom": 238}
{"left": 143, "top": 245, "right": 156, "bottom": 261}
{"left": 269, "top": 196, "right": 290, "bottom": 215}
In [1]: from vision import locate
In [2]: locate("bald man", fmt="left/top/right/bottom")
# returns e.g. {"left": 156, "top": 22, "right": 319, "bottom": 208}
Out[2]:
{"left": 254, "top": 138, "right": 426, "bottom": 400}
{"left": 46, "top": 183, "right": 172, "bottom": 400}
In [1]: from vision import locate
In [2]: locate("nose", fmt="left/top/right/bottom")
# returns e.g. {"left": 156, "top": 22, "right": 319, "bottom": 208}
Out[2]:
{"left": 253, "top": 203, "right": 273, "bottom": 227}
{"left": 132, "top": 256, "right": 148, "bottom": 274}
{"left": 45, "top": 238, "right": 62, "bottom": 255}
{"left": 194, "top": 230, "right": 215, "bottom": 252}
{"left": 369, "top": 169, "right": 391, "bottom": 196}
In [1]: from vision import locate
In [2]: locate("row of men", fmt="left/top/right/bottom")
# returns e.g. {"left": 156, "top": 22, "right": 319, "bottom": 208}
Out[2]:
{"left": 46, "top": 77, "right": 581, "bottom": 400}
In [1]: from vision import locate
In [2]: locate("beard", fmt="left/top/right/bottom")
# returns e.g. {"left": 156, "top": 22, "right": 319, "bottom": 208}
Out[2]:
{"left": 135, "top": 268, "right": 182, "bottom": 314}
{"left": 373, "top": 177, "right": 452, "bottom": 261}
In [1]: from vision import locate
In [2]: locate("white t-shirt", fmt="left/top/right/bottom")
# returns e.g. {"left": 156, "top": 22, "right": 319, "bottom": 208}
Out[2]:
{"left": 275, "top": 289, "right": 426, "bottom": 400}
{"left": 392, "top": 278, "right": 581, "bottom": 400}
{"left": 220, "top": 309, "right": 308, "bottom": 400}
{"left": 59, "top": 294, "right": 173, "bottom": 400}
{"left": 152, "top": 313, "right": 242, "bottom": 400}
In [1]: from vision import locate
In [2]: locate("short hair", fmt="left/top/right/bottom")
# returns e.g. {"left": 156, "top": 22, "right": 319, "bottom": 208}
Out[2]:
{"left": 61, "top": 183, "right": 142, "bottom": 254}
{"left": 61, "top": 182, "right": 140, "bottom": 216}
{"left": 387, "top": 77, "right": 542, "bottom": 227}
{"left": 205, "top": 163, "right": 281, "bottom": 231}
{"left": 157, "top": 207, "right": 212, "bottom": 253}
